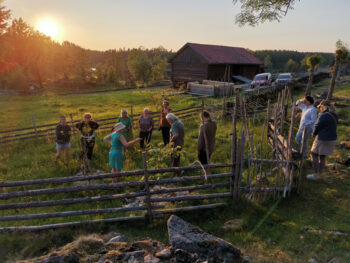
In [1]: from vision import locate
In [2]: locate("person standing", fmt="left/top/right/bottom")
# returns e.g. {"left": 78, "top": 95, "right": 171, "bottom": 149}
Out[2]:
{"left": 55, "top": 116, "right": 71, "bottom": 165}
{"left": 166, "top": 113, "right": 185, "bottom": 168}
{"left": 295, "top": 96, "right": 317, "bottom": 156}
{"left": 75, "top": 113, "right": 99, "bottom": 163}
{"left": 117, "top": 110, "right": 133, "bottom": 141}
{"left": 307, "top": 100, "right": 338, "bottom": 181}
{"left": 104, "top": 123, "right": 141, "bottom": 183}
{"left": 138, "top": 108, "right": 154, "bottom": 148}
{"left": 159, "top": 100, "right": 172, "bottom": 146}
{"left": 197, "top": 111, "right": 217, "bottom": 164}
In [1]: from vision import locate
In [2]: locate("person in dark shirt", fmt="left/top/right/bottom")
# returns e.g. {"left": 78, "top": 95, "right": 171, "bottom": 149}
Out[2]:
{"left": 75, "top": 113, "right": 99, "bottom": 163}
{"left": 55, "top": 116, "right": 71, "bottom": 164}
{"left": 307, "top": 100, "right": 338, "bottom": 181}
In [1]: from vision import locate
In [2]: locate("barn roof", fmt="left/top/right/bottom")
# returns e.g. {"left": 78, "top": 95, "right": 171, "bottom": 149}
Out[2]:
{"left": 171, "top": 43, "right": 263, "bottom": 65}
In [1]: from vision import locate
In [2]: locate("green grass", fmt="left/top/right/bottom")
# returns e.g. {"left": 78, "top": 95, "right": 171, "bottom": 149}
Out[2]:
{"left": 0, "top": 84, "right": 349, "bottom": 262}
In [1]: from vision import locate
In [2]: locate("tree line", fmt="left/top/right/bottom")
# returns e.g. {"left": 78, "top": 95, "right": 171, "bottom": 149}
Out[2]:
{"left": 0, "top": 1, "right": 173, "bottom": 92}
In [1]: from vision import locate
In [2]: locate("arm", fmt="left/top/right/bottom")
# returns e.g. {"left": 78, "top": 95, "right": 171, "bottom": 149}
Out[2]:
{"left": 148, "top": 117, "right": 154, "bottom": 131}
{"left": 296, "top": 99, "right": 306, "bottom": 110}
{"left": 313, "top": 114, "right": 326, "bottom": 137}
{"left": 197, "top": 125, "right": 205, "bottom": 151}
{"left": 103, "top": 134, "right": 112, "bottom": 146}
{"left": 170, "top": 133, "right": 179, "bottom": 143}
{"left": 119, "top": 135, "right": 141, "bottom": 148}
{"left": 56, "top": 126, "right": 60, "bottom": 139}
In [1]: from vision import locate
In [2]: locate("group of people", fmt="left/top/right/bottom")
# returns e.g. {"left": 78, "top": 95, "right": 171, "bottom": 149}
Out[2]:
{"left": 55, "top": 100, "right": 218, "bottom": 178}
{"left": 295, "top": 95, "right": 338, "bottom": 181}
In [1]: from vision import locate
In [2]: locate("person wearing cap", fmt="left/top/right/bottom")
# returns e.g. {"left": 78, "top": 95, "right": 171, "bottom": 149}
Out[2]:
{"left": 198, "top": 111, "right": 217, "bottom": 164}
{"left": 166, "top": 113, "right": 185, "bottom": 168}
{"left": 104, "top": 123, "right": 142, "bottom": 183}
{"left": 117, "top": 110, "right": 133, "bottom": 141}
{"left": 295, "top": 95, "right": 317, "bottom": 156}
{"left": 159, "top": 100, "right": 172, "bottom": 146}
{"left": 138, "top": 108, "right": 154, "bottom": 148}
{"left": 307, "top": 100, "right": 338, "bottom": 181}
{"left": 75, "top": 112, "right": 99, "bottom": 162}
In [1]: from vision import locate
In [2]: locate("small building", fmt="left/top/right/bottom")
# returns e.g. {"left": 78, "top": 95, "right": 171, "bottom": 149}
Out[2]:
{"left": 169, "top": 43, "right": 264, "bottom": 87}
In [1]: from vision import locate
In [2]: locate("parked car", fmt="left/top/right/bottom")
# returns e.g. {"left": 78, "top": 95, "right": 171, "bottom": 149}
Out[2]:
{"left": 250, "top": 73, "right": 272, "bottom": 88}
{"left": 275, "top": 73, "right": 292, "bottom": 86}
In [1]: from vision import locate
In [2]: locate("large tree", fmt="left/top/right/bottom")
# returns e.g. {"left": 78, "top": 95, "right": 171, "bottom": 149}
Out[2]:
{"left": 127, "top": 48, "right": 152, "bottom": 84}
{"left": 233, "top": 0, "right": 297, "bottom": 26}
{"left": 327, "top": 40, "right": 349, "bottom": 100}
{"left": 304, "top": 54, "right": 323, "bottom": 95}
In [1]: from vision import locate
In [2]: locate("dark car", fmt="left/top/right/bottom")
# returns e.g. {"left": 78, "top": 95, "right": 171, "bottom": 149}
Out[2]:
{"left": 275, "top": 73, "right": 292, "bottom": 86}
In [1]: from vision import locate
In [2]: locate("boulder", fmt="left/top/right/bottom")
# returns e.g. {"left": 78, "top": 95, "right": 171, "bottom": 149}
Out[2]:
{"left": 167, "top": 215, "right": 243, "bottom": 263}
{"left": 174, "top": 249, "right": 195, "bottom": 263}
{"left": 108, "top": 233, "right": 129, "bottom": 243}
{"left": 155, "top": 248, "right": 172, "bottom": 259}
{"left": 40, "top": 253, "right": 79, "bottom": 263}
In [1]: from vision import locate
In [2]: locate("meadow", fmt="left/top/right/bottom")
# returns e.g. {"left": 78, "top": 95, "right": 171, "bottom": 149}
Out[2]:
{"left": 0, "top": 84, "right": 349, "bottom": 262}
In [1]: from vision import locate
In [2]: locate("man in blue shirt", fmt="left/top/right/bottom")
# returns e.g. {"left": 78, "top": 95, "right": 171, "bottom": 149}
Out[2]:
{"left": 295, "top": 96, "right": 317, "bottom": 156}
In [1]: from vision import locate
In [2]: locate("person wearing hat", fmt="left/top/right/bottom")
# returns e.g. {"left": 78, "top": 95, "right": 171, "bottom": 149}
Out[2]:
{"left": 117, "top": 110, "right": 133, "bottom": 141}
{"left": 104, "top": 123, "right": 142, "bottom": 183}
{"left": 307, "top": 100, "right": 338, "bottom": 181}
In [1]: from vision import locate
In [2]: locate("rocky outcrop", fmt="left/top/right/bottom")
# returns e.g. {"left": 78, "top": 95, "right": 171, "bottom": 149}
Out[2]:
{"left": 24, "top": 216, "right": 246, "bottom": 263}
{"left": 168, "top": 215, "right": 243, "bottom": 263}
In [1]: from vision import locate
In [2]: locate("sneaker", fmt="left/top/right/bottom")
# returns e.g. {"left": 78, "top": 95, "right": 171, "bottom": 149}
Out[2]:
{"left": 306, "top": 174, "right": 319, "bottom": 181}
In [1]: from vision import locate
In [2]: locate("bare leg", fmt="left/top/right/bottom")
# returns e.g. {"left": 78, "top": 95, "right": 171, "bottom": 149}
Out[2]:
{"left": 318, "top": 155, "right": 326, "bottom": 177}
{"left": 112, "top": 169, "right": 121, "bottom": 183}
{"left": 64, "top": 147, "right": 70, "bottom": 165}
{"left": 55, "top": 147, "right": 62, "bottom": 162}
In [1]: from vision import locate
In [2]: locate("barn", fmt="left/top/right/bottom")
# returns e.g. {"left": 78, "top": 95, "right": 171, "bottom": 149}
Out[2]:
{"left": 169, "top": 43, "right": 264, "bottom": 87}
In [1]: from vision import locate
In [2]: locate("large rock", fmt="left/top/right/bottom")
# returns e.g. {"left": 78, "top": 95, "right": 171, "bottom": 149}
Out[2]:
{"left": 40, "top": 253, "right": 79, "bottom": 263}
{"left": 167, "top": 215, "right": 243, "bottom": 263}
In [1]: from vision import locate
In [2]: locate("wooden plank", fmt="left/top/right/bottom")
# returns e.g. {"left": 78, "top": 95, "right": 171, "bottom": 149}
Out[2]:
{"left": 150, "top": 192, "right": 231, "bottom": 202}
{"left": 153, "top": 203, "right": 227, "bottom": 215}
{"left": 142, "top": 152, "right": 153, "bottom": 225}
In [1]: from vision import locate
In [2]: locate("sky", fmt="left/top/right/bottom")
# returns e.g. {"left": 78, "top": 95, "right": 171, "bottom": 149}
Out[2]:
{"left": 4, "top": 0, "right": 350, "bottom": 52}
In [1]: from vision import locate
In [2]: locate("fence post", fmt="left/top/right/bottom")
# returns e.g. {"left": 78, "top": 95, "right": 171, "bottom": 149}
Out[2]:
{"left": 32, "top": 114, "right": 38, "bottom": 139}
{"left": 233, "top": 137, "right": 242, "bottom": 200}
{"left": 230, "top": 93, "right": 238, "bottom": 198}
{"left": 130, "top": 105, "right": 134, "bottom": 129}
{"left": 142, "top": 152, "right": 153, "bottom": 226}
{"left": 237, "top": 131, "right": 246, "bottom": 198}
{"left": 296, "top": 126, "right": 307, "bottom": 194}
{"left": 222, "top": 96, "right": 226, "bottom": 118}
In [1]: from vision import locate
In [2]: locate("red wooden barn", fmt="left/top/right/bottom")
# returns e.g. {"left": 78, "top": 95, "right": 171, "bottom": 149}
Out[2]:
{"left": 169, "top": 43, "right": 264, "bottom": 87}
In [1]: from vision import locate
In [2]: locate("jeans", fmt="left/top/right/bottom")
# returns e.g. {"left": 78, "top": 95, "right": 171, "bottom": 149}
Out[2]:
{"left": 295, "top": 125, "right": 313, "bottom": 156}
{"left": 161, "top": 127, "right": 170, "bottom": 146}
{"left": 81, "top": 138, "right": 95, "bottom": 160}
{"left": 198, "top": 150, "right": 211, "bottom": 165}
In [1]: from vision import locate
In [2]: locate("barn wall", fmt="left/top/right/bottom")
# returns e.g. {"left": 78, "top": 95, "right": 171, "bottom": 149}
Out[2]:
{"left": 171, "top": 47, "right": 208, "bottom": 84}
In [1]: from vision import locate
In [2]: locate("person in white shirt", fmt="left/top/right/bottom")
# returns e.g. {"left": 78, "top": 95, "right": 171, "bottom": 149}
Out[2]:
{"left": 295, "top": 95, "right": 318, "bottom": 157}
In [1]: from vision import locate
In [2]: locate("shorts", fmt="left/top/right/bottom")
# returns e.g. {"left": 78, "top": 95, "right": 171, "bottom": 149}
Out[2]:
{"left": 109, "top": 152, "right": 124, "bottom": 170}
{"left": 56, "top": 142, "right": 70, "bottom": 149}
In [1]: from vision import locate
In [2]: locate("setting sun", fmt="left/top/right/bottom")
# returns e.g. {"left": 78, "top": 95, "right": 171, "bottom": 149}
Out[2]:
{"left": 37, "top": 20, "right": 59, "bottom": 40}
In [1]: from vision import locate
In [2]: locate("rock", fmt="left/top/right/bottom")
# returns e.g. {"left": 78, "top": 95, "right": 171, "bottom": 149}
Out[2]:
{"left": 327, "top": 163, "right": 340, "bottom": 170}
{"left": 155, "top": 248, "right": 172, "bottom": 259}
{"left": 174, "top": 249, "right": 195, "bottom": 263}
{"left": 121, "top": 250, "right": 146, "bottom": 262}
{"left": 108, "top": 233, "right": 129, "bottom": 243}
{"left": 308, "top": 259, "right": 318, "bottom": 263}
{"left": 328, "top": 258, "right": 339, "bottom": 263}
{"left": 221, "top": 219, "right": 244, "bottom": 232}
{"left": 167, "top": 215, "right": 243, "bottom": 263}
{"left": 144, "top": 254, "right": 160, "bottom": 263}
{"left": 41, "top": 253, "right": 79, "bottom": 263}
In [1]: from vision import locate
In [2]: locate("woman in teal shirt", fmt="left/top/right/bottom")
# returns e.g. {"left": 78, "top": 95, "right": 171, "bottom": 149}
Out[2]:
{"left": 104, "top": 123, "right": 141, "bottom": 183}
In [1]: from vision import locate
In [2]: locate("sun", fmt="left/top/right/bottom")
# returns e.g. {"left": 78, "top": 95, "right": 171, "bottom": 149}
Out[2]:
{"left": 37, "top": 20, "right": 59, "bottom": 40}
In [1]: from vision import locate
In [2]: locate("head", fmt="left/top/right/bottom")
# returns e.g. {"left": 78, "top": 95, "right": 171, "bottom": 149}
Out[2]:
{"left": 162, "top": 100, "right": 169, "bottom": 108}
{"left": 201, "top": 110, "right": 211, "bottom": 121}
{"left": 166, "top": 113, "right": 177, "bottom": 125}
{"left": 83, "top": 112, "right": 92, "bottom": 123}
{"left": 143, "top": 108, "right": 149, "bottom": 116}
{"left": 114, "top": 122, "right": 126, "bottom": 133}
{"left": 317, "top": 100, "right": 334, "bottom": 113}
{"left": 121, "top": 110, "right": 128, "bottom": 118}
{"left": 303, "top": 96, "right": 314, "bottom": 106}
{"left": 59, "top": 116, "right": 67, "bottom": 125}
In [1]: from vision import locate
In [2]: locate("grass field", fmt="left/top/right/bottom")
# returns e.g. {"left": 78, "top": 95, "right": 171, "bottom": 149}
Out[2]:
{"left": 0, "top": 84, "right": 349, "bottom": 262}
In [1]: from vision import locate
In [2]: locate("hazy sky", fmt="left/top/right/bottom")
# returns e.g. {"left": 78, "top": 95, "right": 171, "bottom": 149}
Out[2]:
{"left": 4, "top": 0, "right": 350, "bottom": 52}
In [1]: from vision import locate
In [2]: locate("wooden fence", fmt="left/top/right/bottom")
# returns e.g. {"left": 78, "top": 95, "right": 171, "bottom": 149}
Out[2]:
{"left": 0, "top": 86, "right": 305, "bottom": 231}
{"left": 0, "top": 105, "right": 203, "bottom": 144}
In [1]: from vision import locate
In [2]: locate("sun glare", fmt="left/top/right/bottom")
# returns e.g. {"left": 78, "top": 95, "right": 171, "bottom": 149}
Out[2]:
{"left": 37, "top": 20, "right": 59, "bottom": 40}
